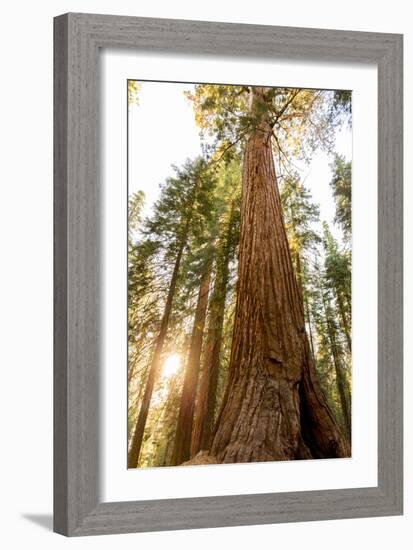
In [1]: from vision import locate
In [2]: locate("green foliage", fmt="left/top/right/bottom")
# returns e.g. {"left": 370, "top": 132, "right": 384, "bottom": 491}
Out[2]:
{"left": 308, "top": 253, "right": 351, "bottom": 435}
{"left": 144, "top": 157, "right": 217, "bottom": 255}
{"left": 128, "top": 190, "right": 145, "bottom": 238}
{"left": 128, "top": 156, "right": 238, "bottom": 463}
{"left": 187, "top": 85, "right": 339, "bottom": 164}
{"left": 280, "top": 174, "right": 321, "bottom": 261}
{"left": 128, "top": 82, "right": 352, "bottom": 466}
{"left": 322, "top": 222, "right": 351, "bottom": 320}
{"left": 329, "top": 90, "right": 352, "bottom": 127}
{"left": 280, "top": 174, "right": 352, "bottom": 435}
{"left": 330, "top": 155, "right": 352, "bottom": 242}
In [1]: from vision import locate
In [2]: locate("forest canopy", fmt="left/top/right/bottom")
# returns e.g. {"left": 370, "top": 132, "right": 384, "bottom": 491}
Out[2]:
{"left": 127, "top": 80, "right": 352, "bottom": 468}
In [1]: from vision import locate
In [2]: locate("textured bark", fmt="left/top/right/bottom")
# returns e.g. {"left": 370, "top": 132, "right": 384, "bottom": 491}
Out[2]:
{"left": 128, "top": 235, "right": 186, "bottom": 468}
{"left": 182, "top": 451, "right": 218, "bottom": 466}
{"left": 191, "top": 239, "right": 232, "bottom": 456}
{"left": 171, "top": 266, "right": 211, "bottom": 465}
{"left": 210, "top": 88, "right": 349, "bottom": 463}
{"left": 300, "top": 338, "right": 350, "bottom": 456}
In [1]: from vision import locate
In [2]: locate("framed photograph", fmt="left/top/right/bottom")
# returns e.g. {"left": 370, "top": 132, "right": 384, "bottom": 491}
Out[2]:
{"left": 54, "top": 13, "right": 403, "bottom": 536}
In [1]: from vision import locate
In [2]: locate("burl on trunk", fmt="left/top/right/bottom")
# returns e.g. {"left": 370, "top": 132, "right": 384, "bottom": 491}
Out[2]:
{"left": 210, "top": 89, "right": 350, "bottom": 463}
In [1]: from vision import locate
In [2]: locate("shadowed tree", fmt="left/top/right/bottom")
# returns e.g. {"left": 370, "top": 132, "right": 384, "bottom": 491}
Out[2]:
{"left": 171, "top": 261, "right": 212, "bottom": 465}
{"left": 191, "top": 160, "right": 241, "bottom": 456}
{"left": 128, "top": 158, "right": 217, "bottom": 467}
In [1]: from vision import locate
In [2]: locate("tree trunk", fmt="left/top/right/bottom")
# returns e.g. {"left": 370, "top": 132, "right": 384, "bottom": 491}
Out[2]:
{"left": 304, "top": 292, "right": 316, "bottom": 361}
{"left": 295, "top": 250, "right": 304, "bottom": 295}
{"left": 157, "top": 376, "right": 180, "bottom": 467}
{"left": 336, "top": 292, "right": 352, "bottom": 353}
{"left": 191, "top": 242, "right": 232, "bottom": 456}
{"left": 171, "top": 265, "right": 211, "bottom": 465}
{"left": 294, "top": 248, "right": 316, "bottom": 361}
{"left": 210, "top": 88, "right": 349, "bottom": 463}
{"left": 322, "top": 294, "right": 352, "bottom": 442}
{"left": 127, "top": 236, "right": 186, "bottom": 468}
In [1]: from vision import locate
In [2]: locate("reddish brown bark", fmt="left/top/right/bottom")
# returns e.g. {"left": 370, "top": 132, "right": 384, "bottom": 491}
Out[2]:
{"left": 127, "top": 235, "right": 186, "bottom": 468}
{"left": 210, "top": 88, "right": 350, "bottom": 463}
{"left": 171, "top": 266, "right": 212, "bottom": 465}
{"left": 191, "top": 254, "right": 230, "bottom": 456}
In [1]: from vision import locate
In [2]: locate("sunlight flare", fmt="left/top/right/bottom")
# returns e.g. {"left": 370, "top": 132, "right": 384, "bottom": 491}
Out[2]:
{"left": 162, "top": 353, "right": 181, "bottom": 379}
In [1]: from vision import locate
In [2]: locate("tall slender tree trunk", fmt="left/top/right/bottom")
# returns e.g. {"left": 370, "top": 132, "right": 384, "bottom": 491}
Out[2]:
{"left": 294, "top": 248, "right": 316, "bottom": 361}
{"left": 321, "top": 292, "right": 352, "bottom": 441}
{"left": 295, "top": 250, "right": 304, "bottom": 295}
{"left": 171, "top": 265, "right": 212, "bottom": 465}
{"left": 128, "top": 234, "right": 187, "bottom": 468}
{"left": 304, "top": 293, "right": 316, "bottom": 361}
{"left": 210, "top": 88, "right": 349, "bottom": 463}
{"left": 332, "top": 347, "right": 351, "bottom": 442}
{"left": 336, "top": 292, "right": 352, "bottom": 353}
{"left": 156, "top": 376, "right": 180, "bottom": 466}
{"left": 191, "top": 240, "right": 232, "bottom": 456}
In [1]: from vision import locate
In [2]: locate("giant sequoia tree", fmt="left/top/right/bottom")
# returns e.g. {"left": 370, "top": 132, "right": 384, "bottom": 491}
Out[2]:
{"left": 127, "top": 82, "right": 352, "bottom": 468}
{"left": 188, "top": 85, "right": 350, "bottom": 462}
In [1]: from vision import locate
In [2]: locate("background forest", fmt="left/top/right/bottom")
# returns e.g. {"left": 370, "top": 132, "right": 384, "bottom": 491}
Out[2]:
{"left": 127, "top": 80, "right": 352, "bottom": 468}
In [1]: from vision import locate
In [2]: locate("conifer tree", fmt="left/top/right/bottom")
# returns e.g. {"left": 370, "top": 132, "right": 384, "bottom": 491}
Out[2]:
{"left": 323, "top": 222, "right": 352, "bottom": 353}
{"left": 280, "top": 175, "right": 321, "bottom": 358}
{"left": 191, "top": 159, "right": 241, "bottom": 456}
{"left": 313, "top": 237, "right": 351, "bottom": 442}
{"left": 330, "top": 155, "right": 352, "bottom": 244}
{"left": 188, "top": 85, "right": 349, "bottom": 462}
{"left": 128, "top": 157, "right": 217, "bottom": 467}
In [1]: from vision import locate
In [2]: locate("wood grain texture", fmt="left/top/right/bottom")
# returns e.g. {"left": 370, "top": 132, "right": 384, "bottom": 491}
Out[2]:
{"left": 53, "top": 13, "right": 403, "bottom": 536}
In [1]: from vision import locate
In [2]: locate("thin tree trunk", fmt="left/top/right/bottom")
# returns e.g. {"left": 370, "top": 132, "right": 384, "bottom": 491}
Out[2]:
{"left": 191, "top": 249, "right": 231, "bottom": 456}
{"left": 332, "top": 350, "right": 351, "bottom": 442}
{"left": 321, "top": 291, "right": 351, "bottom": 441}
{"left": 171, "top": 265, "right": 212, "bottom": 465}
{"left": 127, "top": 235, "right": 187, "bottom": 468}
{"left": 157, "top": 376, "right": 180, "bottom": 467}
{"left": 304, "top": 292, "right": 316, "bottom": 361}
{"left": 294, "top": 249, "right": 316, "bottom": 361}
{"left": 295, "top": 250, "right": 304, "bottom": 295}
{"left": 336, "top": 292, "right": 352, "bottom": 353}
{"left": 210, "top": 88, "right": 349, "bottom": 463}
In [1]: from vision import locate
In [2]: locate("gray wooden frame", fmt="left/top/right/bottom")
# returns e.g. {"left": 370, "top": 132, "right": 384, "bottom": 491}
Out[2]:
{"left": 54, "top": 12, "right": 403, "bottom": 536}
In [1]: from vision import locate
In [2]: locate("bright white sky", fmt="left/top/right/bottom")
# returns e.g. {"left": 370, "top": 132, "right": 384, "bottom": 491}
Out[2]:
{"left": 128, "top": 81, "right": 352, "bottom": 232}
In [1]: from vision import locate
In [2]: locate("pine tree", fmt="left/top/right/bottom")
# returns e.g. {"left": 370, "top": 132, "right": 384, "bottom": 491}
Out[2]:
{"left": 330, "top": 155, "right": 352, "bottom": 244}
{"left": 311, "top": 247, "right": 351, "bottom": 442}
{"left": 280, "top": 174, "right": 321, "bottom": 358}
{"left": 171, "top": 261, "right": 212, "bottom": 465}
{"left": 191, "top": 159, "right": 241, "bottom": 456}
{"left": 323, "top": 223, "right": 352, "bottom": 353}
{"left": 128, "top": 157, "right": 217, "bottom": 467}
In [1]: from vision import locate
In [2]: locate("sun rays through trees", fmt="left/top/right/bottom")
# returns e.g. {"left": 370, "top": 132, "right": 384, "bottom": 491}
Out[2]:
{"left": 127, "top": 80, "right": 352, "bottom": 468}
